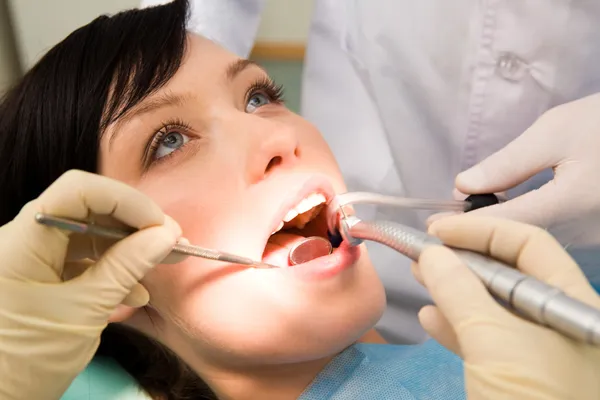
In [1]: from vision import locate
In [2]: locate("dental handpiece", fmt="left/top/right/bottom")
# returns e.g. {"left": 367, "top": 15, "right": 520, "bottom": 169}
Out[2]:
{"left": 34, "top": 213, "right": 278, "bottom": 269}
{"left": 339, "top": 216, "right": 600, "bottom": 346}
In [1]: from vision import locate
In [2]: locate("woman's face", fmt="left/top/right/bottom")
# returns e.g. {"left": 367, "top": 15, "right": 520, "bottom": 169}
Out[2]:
{"left": 100, "top": 34, "right": 385, "bottom": 367}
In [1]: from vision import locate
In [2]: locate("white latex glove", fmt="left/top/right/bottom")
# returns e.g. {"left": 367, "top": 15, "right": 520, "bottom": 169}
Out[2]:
{"left": 452, "top": 93, "right": 600, "bottom": 246}
{"left": 412, "top": 215, "right": 600, "bottom": 400}
{"left": 0, "top": 170, "right": 182, "bottom": 400}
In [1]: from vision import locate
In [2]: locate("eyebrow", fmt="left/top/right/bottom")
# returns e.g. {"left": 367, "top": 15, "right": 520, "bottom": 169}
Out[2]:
{"left": 108, "top": 59, "right": 264, "bottom": 148}
{"left": 108, "top": 91, "right": 189, "bottom": 148}
{"left": 226, "top": 59, "right": 263, "bottom": 81}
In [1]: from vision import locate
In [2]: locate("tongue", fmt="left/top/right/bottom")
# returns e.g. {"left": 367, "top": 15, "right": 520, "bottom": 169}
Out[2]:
{"left": 262, "top": 232, "right": 309, "bottom": 267}
{"left": 263, "top": 206, "right": 331, "bottom": 267}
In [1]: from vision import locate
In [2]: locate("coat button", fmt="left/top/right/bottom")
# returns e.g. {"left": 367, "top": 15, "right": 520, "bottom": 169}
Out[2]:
{"left": 495, "top": 53, "right": 528, "bottom": 81}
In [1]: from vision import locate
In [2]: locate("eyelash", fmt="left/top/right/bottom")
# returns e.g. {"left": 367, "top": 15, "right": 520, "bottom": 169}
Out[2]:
{"left": 144, "top": 118, "right": 192, "bottom": 167}
{"left": 144, "top": 77, "right": 285, "bottom": 168}
{"left": 244, "top": 77, "right": 285, "bottom": 105}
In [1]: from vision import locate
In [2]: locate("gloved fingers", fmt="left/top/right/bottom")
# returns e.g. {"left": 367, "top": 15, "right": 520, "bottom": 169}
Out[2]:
{"left": 455, "top": 112, "right": 561, "bottom": 195}
{"left": 418, "top": 305, "right": 461, "bottom": 357}
{"left": 452, "top": 188, "right": 515, "bottom": 202}
{"left": 451, "top": 188, "right": 513, "bottom": 202}
{"left": 61, "top": 259, "right": 94, "bottom": 281}
{"left": 429, "top": 215, "right": 600, "bottom": 308}
{"left": 452, "top": 188, "right": 468, "bottom": 200}
{"left": 0, "top": 201, "right": 70, "bottom": 282}
{"left": 426, "top": 190, "right": 508, "bottom": 228}
{"left": 121, "top": 283, "right": 150, "bottom": 307}
{"left": 417, "top": 245, "right": 512, "bottom": 336}
{"left": 410, "top": 261, "right": 424, "bottom": 286}
{"left": 9, "top": 170, "right": 166, "bottom": 279}
{"left": 162, "top": 235, "right": 190, "bottom": 265}
{"left": 78, "top": 221, "right": 179, "bottom": 308}
{"left": 67, "top": 215, "right": 188, "bottom": 265}
{"left": 425, "top": 212, "right": 460, "bottom": 229}
{"left": 108, "top": 304, "right": 138, "bottom": 323}
{"left": 35, "top": 170, "right": 165, "bottom": 229}
{"left": 455, "top": 181, "right": 562, "bottom": 229}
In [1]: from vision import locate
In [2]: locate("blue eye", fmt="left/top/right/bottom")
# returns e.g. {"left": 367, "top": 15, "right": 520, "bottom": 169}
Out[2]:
{"left": 154, "top": 131, "right": 190, "bottom": 159}
{"left": 245, "top": 93, "right": 271, "bottom": 113}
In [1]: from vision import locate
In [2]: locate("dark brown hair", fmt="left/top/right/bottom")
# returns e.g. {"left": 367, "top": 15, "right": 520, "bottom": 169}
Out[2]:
{"left": 0, "top": 1, "right": 215, "bottom": 398}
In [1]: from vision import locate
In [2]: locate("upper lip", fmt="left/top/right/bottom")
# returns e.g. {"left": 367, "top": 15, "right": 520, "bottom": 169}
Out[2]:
{"left": 265, "top": 176, "right": 335, "bottom": 241}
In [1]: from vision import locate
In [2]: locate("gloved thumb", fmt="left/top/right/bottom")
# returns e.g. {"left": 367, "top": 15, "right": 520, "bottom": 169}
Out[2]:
{"left": 121, "top": 283, "right": 150, "bottom": 307}
{"left": 120, "top": 235, "right": 191, "bottom": 307}
{"left": 63, "top": 261, "right": 151, "bottom": 308}
{"left": 79, "top": 217, "right": 180, "bottom": 308}
{"left": 456, "top": 119, "right": 560, "bottom": 195}
{"left": 418, "top": 305, "right": 461, "bottom": 356}
{"left": 417, "top": 245, "right": 512, "bottom": 353}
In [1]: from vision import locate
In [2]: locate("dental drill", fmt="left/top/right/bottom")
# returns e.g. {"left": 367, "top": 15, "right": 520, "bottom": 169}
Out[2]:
{"left": 327, "top": 192, "right": 600, "bottom": 346}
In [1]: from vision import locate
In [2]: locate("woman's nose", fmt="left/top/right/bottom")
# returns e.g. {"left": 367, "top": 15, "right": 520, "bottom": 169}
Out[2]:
{"left": 246, "top": 121, "right": 300, "bottom": 183}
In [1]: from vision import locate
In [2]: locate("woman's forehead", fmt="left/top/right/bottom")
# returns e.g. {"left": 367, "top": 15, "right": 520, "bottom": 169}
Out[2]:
{"left": 99, "top": 34, "right": 264, "bottom": 161}
{"left": 150, "top": 35, "right": 266, "bottom": 102}
{"left": 182, "top": 34, "right": 240, "bottom": 76}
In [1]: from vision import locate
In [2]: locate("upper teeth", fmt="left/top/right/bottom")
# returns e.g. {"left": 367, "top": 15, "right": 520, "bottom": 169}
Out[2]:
{"left": 284, "top": 193, "right": 326, "bottom": 221}
{"left": 271, "top": 193, "right": 326, "bottom": 234}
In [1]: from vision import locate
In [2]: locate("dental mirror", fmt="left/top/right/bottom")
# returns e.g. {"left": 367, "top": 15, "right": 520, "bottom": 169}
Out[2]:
{"left": 289, "top": 236, "right": 333, "bottom": 265}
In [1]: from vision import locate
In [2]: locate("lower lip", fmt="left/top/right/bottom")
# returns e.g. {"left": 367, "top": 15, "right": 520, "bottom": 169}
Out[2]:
{"left": 279, "top": 241, "right": 361, "bottom": 280}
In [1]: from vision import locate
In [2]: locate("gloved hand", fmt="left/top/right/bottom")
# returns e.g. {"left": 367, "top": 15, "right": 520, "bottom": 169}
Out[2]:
{"left": 412, "top": 215, "right": 600, "bottom": 400}
{"left": 452, "top": 93, "right": 600, "bottom": 246}
{"left": 0, "top": 170, "right": 182, "bottom": 400}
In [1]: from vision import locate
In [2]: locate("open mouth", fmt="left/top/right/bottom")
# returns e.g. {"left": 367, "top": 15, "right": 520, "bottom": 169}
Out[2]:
{"left": 262, "top": 191, "right": 335, "bottom": 266}
{"left": 260, "top": 176, "right": 348, "bottom": 268}
{"left": 274, "top": 192, "right": 330, "bottom": 239}
{"left": 258, "top": 177, "right": 361, "bottom": 279}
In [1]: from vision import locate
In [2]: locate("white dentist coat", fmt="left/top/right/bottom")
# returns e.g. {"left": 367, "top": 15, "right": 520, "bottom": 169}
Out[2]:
{"left": 141, "top": 0, "right": 600, "bottom": 344}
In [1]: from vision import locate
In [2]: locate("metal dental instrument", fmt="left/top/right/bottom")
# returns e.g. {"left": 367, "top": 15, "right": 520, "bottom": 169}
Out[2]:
{"left": 289, "top": 236, "right": 333, "bottom": 265}
{"left": 326, "top": 192, "right": 500, "bottom": 247}
{"left": 325, "top": 196, "right": 600, "bottom": 345}
{"left": 328, "top": 191, "right": 499, "bottom": 216}
{"left": 34, "top": 213, "right": 278, "bottom": 269}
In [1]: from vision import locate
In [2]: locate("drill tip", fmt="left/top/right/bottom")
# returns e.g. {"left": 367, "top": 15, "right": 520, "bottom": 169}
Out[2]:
{"left": 327, "top": 229, "right": 343, "bottom": 248}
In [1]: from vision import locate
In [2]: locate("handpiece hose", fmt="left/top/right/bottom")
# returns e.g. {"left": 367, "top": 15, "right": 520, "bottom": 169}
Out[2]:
{"left": 340, "top": 216, "right": 600, "bottom": 345}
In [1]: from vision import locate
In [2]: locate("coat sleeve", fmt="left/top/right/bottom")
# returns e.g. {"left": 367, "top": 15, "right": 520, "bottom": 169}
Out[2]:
{"left": 139, "top": 0, "right": 266, "bottom": 57}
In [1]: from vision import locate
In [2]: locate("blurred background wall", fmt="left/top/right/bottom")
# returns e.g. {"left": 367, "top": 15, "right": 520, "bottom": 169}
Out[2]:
{"left": 0, "top": 0, "right": 20, "bottom": 93}
{"left": 0, "top": 0, "right": 312, "bottom": 111}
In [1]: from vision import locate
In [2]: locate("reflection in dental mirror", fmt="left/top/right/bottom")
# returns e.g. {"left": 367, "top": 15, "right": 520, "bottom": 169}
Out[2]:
{"left": 289, "top": 236, "right": 333, "bottom": 265}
